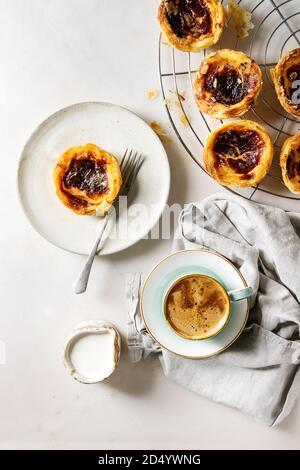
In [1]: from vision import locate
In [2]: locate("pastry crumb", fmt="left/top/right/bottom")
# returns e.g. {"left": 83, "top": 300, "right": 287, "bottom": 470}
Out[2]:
{"left": 180, "top": 113, "right": 189, "bottom": 127}
{"left": 161, "top": 38, "right": 171, "bottom": 47}
{"left": 165, "top": 90, "right": 189, "bottom": 127}
{"left": 226, "top": 0, "right": 254, "bottom": 38}
{"left": 164, "top": 98, "right": 174, "bottom": 110}
{"left": 166, "top": 90, "right": 186, "bottom": 110}
{"left": 169, "top": 89, "right": 186, "bottom": 101}
{"left": 150, "top": 120, "right": 162, "bottom": 134}
{"left": 183, "top": 155, "right": 192, "bottom": 165}
{"left": 147, "top": 90, "right": 159, "bottom": 100}
{"left": 150, "top": 121, "right": 172, "bottom": 144}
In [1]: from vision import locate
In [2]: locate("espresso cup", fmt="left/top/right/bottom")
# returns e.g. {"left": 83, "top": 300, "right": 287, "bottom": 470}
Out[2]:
{"left": 163, "top": 274, "right": 252, "bottom": 341}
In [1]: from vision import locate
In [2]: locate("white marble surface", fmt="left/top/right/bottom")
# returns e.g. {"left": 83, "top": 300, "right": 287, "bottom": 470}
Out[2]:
{"left": 0, "top": 0, "right": 299, "bottom": 450}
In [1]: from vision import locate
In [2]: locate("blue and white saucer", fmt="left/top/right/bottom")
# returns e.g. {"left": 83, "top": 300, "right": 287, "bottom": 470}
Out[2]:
{"left": 140, "top": 249, "right": 250, "bottom": 359}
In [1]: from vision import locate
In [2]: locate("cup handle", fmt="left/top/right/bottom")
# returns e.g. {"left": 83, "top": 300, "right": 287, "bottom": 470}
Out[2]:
{"left": 228, "top": 287, "right": 253, "bottom": 302}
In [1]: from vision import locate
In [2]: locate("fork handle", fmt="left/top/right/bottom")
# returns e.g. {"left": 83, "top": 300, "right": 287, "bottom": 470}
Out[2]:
{"left": 73, "top": 215, "right": 109, "bottom": 294}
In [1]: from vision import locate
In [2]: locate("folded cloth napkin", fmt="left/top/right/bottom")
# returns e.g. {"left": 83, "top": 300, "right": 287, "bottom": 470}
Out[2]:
{"left": 126, "top": 193, "right": 300, "bottom": 426}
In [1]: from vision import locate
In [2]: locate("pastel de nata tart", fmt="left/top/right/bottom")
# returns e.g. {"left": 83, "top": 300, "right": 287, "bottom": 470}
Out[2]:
{"left": 158, "top": 0, "right": 225, "bottom": 52}
{"left": 194, "top": 49, "right": 263, "bottom": 119}
{"left": 53, "top": 143, "right": 122, "bottom": 216}
{"left": 204, "top": 121, "right": 274, "bottom": 188}
{"left": 280, "top": 133, "right": 300, "bottom": 194}
{"left": 272, "top": 48, "right": 300, "bottom": 118}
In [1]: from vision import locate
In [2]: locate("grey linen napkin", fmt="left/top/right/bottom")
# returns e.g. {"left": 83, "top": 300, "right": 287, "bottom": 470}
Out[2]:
{"left": 126, "top": 193, "right": 300, "bottom": 426}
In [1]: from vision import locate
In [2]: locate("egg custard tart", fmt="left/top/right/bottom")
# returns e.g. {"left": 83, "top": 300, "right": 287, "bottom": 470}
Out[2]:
{"left": 158, "top": 0, "right": 225, "bottom": 52}
{"left": 194, "top": 49, "right": 263, "bottom": 119}
{"left": 53, "top": 143, "right": 122, "bottom": 216}
{"left": 280, "top": 133, "right": 300, "bottom": 194}
{"left": 272, "top": 48, "right": 300, "bottom": 118}
{"left": 204, "top": 121, "right": 274, "bottom": 187}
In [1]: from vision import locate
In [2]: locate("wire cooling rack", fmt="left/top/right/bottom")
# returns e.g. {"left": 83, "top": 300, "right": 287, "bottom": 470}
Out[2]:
{"left": 159, "top": 0, "right": 300, "bottom": 211}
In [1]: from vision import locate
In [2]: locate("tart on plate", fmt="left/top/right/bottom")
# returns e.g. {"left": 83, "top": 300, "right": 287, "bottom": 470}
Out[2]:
{"left": 194, "top": 49, "right": 263, "bottom": 119}
{"left": 204, "top": 120, "right": 274, "bottom": 187}
{"left": 272, "top": 48, "right": 300, "bottom": 118}
{"left": 158, "top": 0, "right": 225, "bottom": 52}
{"left": 53, "top": 143, "right": 122, "bottom": 216}
{"left": 280, "top": 133, "right": 300, "bottom": 194}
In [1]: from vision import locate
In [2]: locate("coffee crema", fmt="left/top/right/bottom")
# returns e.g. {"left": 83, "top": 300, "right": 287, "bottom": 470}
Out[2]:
{"left": 164, "top": 274, "right": 230, "bottom": 340}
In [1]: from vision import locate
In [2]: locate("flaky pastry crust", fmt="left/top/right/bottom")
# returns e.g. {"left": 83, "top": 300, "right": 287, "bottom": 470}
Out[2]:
{"left": 53, "top": 143, "right": 122, "bottom": 216}
{"left": 204, "top": 121, "right": 274, "bottom": 187}
{"left": 194, "top": 49, "right": 263, "bottom": 119}
{"left": 280, "top": 133, "right": 300, "bottom": 194}
{"left": 158, "top": 0, "right": 225, "bottom": 52}
{"left": 272, "top": 48, "right": 300, "bottom": 118}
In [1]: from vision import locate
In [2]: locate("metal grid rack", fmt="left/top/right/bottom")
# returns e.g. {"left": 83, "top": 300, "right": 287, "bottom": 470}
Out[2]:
{"left": 159, "top": 0, "right": 300, "bottom": 211}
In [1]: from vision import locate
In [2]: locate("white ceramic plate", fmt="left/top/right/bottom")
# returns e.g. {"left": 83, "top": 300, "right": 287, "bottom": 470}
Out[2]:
{"left": 18, "top": 102, "right": 170, "bottom": 255}
{"left": 141, "top": 249, "right": 250, "bottom": 359}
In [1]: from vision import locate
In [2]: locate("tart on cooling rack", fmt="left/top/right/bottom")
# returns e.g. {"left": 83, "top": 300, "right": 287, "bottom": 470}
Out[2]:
{"left": 53, "top": 143, "right": 122, "bottom": 216}
{"left": 272, "top": 48, "right": 300, "bottom": 118}
{"left": 280, "top": 133, "right": 300, "bottom": 194}
{"left": 158, "top": 0, "right": 225, "bottom": 52}
{"left": 194, "top": 49, "right": 263, "bottom": 119}
{"left": 204, "top": 121, "right": 274, "bottom": 188}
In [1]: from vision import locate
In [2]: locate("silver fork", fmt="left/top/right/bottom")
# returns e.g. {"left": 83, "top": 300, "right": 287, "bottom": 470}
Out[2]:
{"left": 73, "top": 149, "right": 144, "bottom": 294}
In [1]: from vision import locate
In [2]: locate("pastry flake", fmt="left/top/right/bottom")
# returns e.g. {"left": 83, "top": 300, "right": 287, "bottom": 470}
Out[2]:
{"left": 150, "top": 121, "right": 173, "bottom": 144}
{"left": 147, "top": 90, "right": 159, "bottom": 100}
{"left": 225, "top": 0, "right": 254, "bottom": 39}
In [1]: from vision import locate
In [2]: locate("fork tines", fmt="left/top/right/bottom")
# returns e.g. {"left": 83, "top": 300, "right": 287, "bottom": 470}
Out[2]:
{"left": 120, "top": 149, "right": 143, "bottom": 190}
